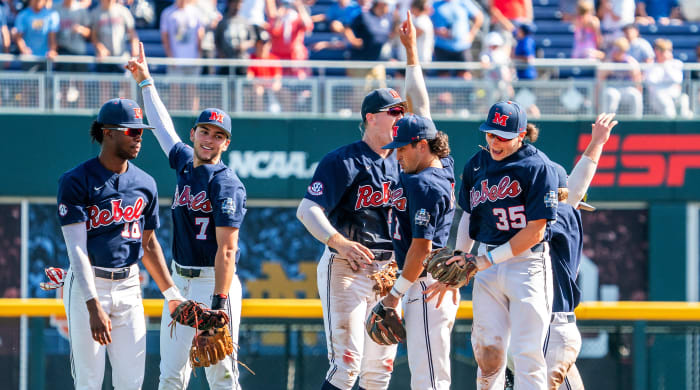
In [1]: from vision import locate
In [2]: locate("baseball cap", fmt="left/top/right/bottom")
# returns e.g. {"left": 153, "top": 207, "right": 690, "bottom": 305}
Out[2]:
{"left": 97, "top": 98, "right": 154, "bottom": 129}
{"left": 382, "top": 114, "right": 437, "bottom": 149}
{"left": 361, "top": 88, "right": 406, "bottom": 122}
{"left": 195, "top": 108, "right": 232, "bottom": 137}
{"left": 479, "top": 100, "right": 527, "bottom": 139}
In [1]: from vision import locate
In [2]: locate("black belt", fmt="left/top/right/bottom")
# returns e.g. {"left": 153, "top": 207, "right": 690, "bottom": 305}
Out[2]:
{"left": 175, "top": 263, "right": 201, "bottom": 278}
{"left": 552, "top": 313, "right": 576, "bottom": 323}
{"left": 485, "top": 242, "right": 545, "bottom": 253}
{"left": 94, "top": 267, "right": 130, "bottom": 280}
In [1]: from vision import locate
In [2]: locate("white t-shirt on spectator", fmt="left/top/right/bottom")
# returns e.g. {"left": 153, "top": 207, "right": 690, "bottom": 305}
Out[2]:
{"left": 240, "top": 0, "right": 265, "bottom": 26}
{"left": 90, "top": 4, "right": 135, "bottom": 57}
{"left": 160, "top": 4, "right": 203, "bottom": 58}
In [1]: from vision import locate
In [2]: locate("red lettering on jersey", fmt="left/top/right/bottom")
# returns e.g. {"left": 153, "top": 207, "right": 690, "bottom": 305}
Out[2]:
{"left": 390, "top": 188, "right": 407, "bottom": 211}
{"left": 172, "top": 185, "right": 213, "bottom": 213}
{"left": 209, "top": 111, "right": 224, "bottom": 124}
{"left": 133, "top": 108, "right": 143, "bottom": 119}
{"left": 492, "top": 112, "right": 509, "bottom": 127}
{"left": 86, "top": 197, "right": 146, "bottom": 230}
{"left": 355, "top": 182, "right": 392, "bottom": 210}
{"left": 470, "top": 177, "right": 522, "bottom": 209}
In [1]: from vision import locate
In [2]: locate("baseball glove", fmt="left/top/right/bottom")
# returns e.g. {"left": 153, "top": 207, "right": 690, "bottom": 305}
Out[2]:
{"left": 170, "top": 300, "right": 230, "bottom": 332}
{"left": 367, "top": 261, "right": 398, "bottom": 298}
{"left": 365, "top": 301, "right": 406, "bottom": 345}
{"left": 423, "top": 247, "right": 477, "bottom": 288}
{"left": 189, "top": 326, "right": 235, "bottom": 368}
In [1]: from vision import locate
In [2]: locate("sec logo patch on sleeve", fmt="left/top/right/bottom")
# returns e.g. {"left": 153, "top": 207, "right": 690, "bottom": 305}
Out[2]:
{"left": 308, "top": 181, "right": 324, "bottom": 196}
{"left": 221, "top": 198, "right": 236, "bottom": 215}
{"left": 414, "top": 209, "right": 430, "bottom": 226}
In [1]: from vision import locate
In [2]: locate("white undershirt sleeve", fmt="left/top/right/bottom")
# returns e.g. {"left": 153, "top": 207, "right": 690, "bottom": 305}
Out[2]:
{"left": 141, "top": 85, "right": 181, "bottom": 156}
{"left": 61, "top": 222, "right": 98, "bottom": 302}
{"left": 455, "top": 212, "right": 475, "bottom": 253}
{"left": 296, "top": 198, "right": 339, "bottom": 245}
{"left": 566, "top": 155, "right": 597, "bottom": 206}
{"left": 405, "top": 65, "right": 431, "bottom": 119}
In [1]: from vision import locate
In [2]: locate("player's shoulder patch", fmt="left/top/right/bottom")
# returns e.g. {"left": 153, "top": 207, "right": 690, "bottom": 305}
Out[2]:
{"left": 414, "top": 208, "right": 430, "bottom": 226}
{"left": 308, "top": 181, "right": 324, "bottom": 196}
{"left": 221, "top": 197, "right": 236, "bottom": 215}
{"left": 58, "top": 203, "right": 68, "bottom": 217}
{"left": 544, "top": 190, "right": 558, "bottom": 208}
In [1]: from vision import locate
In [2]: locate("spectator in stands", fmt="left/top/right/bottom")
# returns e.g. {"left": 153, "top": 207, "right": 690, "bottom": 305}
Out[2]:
{"left": 56, "top": 0, "right": 91, "bottom": 72}
{"left": 431, "top": 0, "right": 483, "bottom": 79}
{"left": 311, "top": 0, "right": 356, "bottom": 33}
{"left": 480, "top": 31, "right": 514, "bottom": 100}
{"left": 160, "top": 0, "right": 204, "bottom": 76}
{"left": 0, "top": 5, "right": 10, "bottom": 55}
{"left": 240, "top": 0, "right": 266, "bottom": 38}
{"left": 267, "top": 0, "right": 313, "bottom": 78}
{"left": 195, "top": 0, "right": 223, "bottom": 75}
{"left": 396, "top": 0, "right": 432, "bottom": 63}
{"left": 559, "top": 0, "right": 585, "bottom": 22}
{"left": 215, "top": 0, "right": 257, "bottom": 74}
{"left": 622, "top": 23, "right": 654, "bottom": 63}
{"left": 14, "top": 0, "right": 59, "bottom": 71}
{"left": 635, "top": 0, "right": 682, "bottom": 25}
{"left": 90, "top": 0, "right": 139, "bottom": 73}
{"left": 598, "top": 36, "right": 643, "bottom": 117}
{"left": 513, "top": 22, "right": 535, "bottom": 80}
{"left": 488, "top": 0, "right": 531, "bottom": 33}
{"left": 680, "top": 0, "right": 700, "bottom": 21}
{"left": 248, "top": 30, "right": 283, "bottom": 112}
{"left": 572, "top": 0, "right": 604, "bottom": 59}
{"left": 644, "top": 38, "right": 691, "bottom": 118}
{"left": 344, "top": 0, "right": 395, "bottom": 84}
{"left": 598, "top": 0, "right": 635, "bottom": 49}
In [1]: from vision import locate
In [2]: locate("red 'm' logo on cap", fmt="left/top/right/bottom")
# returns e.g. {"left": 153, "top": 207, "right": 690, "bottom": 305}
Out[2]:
{"left": 389, "top": 89, "right": 400, "bottom": 99}
{"left": 133, "top": 108, "right": 142, "bottom": 119}
{"left": 492, "top": 112, "right": 509, "bottom": 126}
{"left": 392, "top": 125, "right": 399, "bottom": 137}
{"left": 209, "top": 111, "right": 224, "bottom": 124}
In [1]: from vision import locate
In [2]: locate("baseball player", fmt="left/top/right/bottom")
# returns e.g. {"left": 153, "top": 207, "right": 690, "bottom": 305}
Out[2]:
{"left": 296, "top": 40, "right": 422, "bottom": 390}
{"left": 374, "top": 13, "right": 458, "bottom": 390}
{"left": 427, "top": 100, "right": 559, "bottom": 389}
{"left": 127, "top": 44, "right": 247, "bottom": 390}
{"left": 57, "top": 98, "right": 186, "bottom": 389}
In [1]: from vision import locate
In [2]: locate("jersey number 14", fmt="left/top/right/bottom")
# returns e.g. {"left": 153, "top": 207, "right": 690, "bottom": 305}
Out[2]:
{"left": 493, "top": 206, "right": 526, "bottom": 231}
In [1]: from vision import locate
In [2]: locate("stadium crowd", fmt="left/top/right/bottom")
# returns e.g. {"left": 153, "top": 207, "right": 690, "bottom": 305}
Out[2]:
{"left": 0, "top": 0, "right": 699, "bottom": 117}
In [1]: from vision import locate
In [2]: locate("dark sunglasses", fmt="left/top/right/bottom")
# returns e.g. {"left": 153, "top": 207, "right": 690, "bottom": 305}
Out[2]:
{"left": 379, "top": 106, "right": 405, "bottom": 117}
{"left": 104, "top": 127, "right": 144, "bottom": 137}
{"left": 486, "top": 133, "right": 511, "bottom": 142}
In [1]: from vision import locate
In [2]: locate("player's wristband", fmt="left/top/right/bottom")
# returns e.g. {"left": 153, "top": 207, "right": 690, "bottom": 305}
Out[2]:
{"left": 138, "top": 78, "right": 154, "bottom": 88}
{"left": 487, "top": 242, "right": 514, "bottom": 265}
{"left": 390, "top": 275, "right": 412, "bottom": 298}
{"left": 211, "top": 294, "right": 228, "bottom": 310}
{"left": 163, "top": 286, "right": 185, "bottom": 302}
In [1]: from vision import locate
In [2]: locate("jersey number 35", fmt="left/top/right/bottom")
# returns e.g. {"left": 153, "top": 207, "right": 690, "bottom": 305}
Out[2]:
{"left": 493, "top": 206, "right": 526, "bottom": 231}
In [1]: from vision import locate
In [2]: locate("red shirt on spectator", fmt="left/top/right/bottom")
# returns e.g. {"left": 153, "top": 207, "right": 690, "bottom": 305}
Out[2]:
{"left": 493, "top": 0, "right": 528, "bottom": 21}
{"left": 249, "top": 53, "right": 283, "bottom": 79}
{"left": 268, "top": 13, "right": 313, "bottom": 61}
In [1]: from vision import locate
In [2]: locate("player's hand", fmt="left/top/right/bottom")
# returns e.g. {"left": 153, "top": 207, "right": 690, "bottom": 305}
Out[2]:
{"left": 86, "top": 298, "right": 112, "bottom": 345}
{"left": 445, "top": 254, "right": 491, "bottom": 271}
{"left": 167, "top": 299, "right": 183, "bottom": 315}
{"left": 590, "top": 112, "right": 617, "bottom": 146}
{"left": 399, "top": 11, "right": 417, "bottom": 49}
{"left": 422, "top": 281, "right": 459, "bottom": 308}
{"left": 381, "top": 293, "right": 399, "bottom": 309}
{"left": 327, "top": 233, "right": 374, "bottom": 272}
{"left": 126, "top": 42, "right": 151, "bottom": 84}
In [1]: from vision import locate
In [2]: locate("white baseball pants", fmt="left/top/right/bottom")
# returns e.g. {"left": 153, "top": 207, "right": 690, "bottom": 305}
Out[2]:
{"left": 545, "top": 313, "right": 583, "bottom": 390}
{"left": 64, "top": 264, "right": 146, "bottom": 390}
{"left": 317, "top": 247, "right": 398, "bottom": 390}
{"left": 158, "top": 262, "right": 242, "bottom": 390}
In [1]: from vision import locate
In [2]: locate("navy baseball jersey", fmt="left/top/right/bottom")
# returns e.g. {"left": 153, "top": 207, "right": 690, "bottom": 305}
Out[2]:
{"left": 169, "top": 142, "right": 247, "bottom": 267}
{"left": 304, "top": 141, "right": 400, "bottom": 253}
{"left": 549, "top": 203, "right": 583, "bottom": 313}
{"left": 458, "top": 144, "right": 559, "bottom": 245}
{"left": 57, "top": 158, "right": 160, "bottom": 268}
{"left": 390, "top": 157, "right": 456, "bottom": 269}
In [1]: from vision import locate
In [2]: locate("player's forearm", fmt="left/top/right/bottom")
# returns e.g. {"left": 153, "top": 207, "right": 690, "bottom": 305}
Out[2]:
{"left": 296, "top": 198, "right": 338, "bottom": 244}
{"left": 214, "top": 245, "right": 236, "bottom": 295}
{"left": 405, "top": 65, "right": 431, "bottom": 119}
{"left": 61, "top": 223, "right": 98, "bottom": 302}
{"left": 141, "top": 84, "right": 181, "bottom": 155}
{"left": 508, "top": 219, "right": 547, "bottom": 256}
{"left": 402, "top": 238, "right": 432, "bottom": 282}
{"left": 140, "top": 230, "right": 176, "bottom": 293}
{"left": 566, "top": 155, "right": 597, "bottom": 206}
{"left": 454, "top": 212, "right": 475, "bottom": 253}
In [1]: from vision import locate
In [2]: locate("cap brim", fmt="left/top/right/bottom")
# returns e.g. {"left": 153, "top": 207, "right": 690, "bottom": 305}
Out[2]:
{"left": 577, "top": 201, "right": 596, "bottom": 212}
{"left": 478, "top": 123, "right": 519, "bottom": 139}
{"left": 106, "top": 123, "right": 155, "bottom": 129}
{"left": 379, "top": 101, "right": 407, "bottom": 111}
{"left": 382, "top": 139, "right": 411, "bottom": 149}
{"left": 196, "top": 122, "right": 231, "bottom": 136}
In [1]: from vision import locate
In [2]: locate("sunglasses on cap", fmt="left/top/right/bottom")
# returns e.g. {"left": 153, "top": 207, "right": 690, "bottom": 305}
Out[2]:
{"left": 378, "top": 106, "right": 405, "bottom": 117}
{"left": 486, "top": 133, "right": 512, "bottom": 142}
{"left": 104, "top": 127, "right": 144, "bottom": 137}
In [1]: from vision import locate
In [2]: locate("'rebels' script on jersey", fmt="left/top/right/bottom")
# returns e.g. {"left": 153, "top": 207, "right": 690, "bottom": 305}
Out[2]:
{"left": 458, "top": 144, "right": 559, "bottom": 245}
{"left": 390, "top": 157, "right": 456, "bottom": 269}
{"left": 169, "top": 142, "right": 247, "bottom": 267}
{"left": 304, "top": 141, "right": 400, "bottom": 252}
{"left": 57, "top": 158, "right": 160, "bottom": 268}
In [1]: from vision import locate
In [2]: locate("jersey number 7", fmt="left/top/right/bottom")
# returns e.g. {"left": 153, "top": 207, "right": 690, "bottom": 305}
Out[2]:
{"left": 493, "top": 206, "right": 526, "bottom": 231}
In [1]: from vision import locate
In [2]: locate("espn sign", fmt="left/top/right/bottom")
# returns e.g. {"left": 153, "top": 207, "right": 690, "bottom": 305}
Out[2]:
{"left": 578, "top": 134, "right": 700, "bottom": 187}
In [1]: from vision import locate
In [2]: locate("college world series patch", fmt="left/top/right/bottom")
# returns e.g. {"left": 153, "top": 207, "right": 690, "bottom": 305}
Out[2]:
{"left": 221, "top": 198, "right": 236, "bottom": 215}
{"left": 308, "top": 181, "right": 324, "bottom": 196}
{"left": 544, "top": 190, "right": 558, "bottom": 208}
{"left": 414, "top": 209, "right": 430, "bottom": 226}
